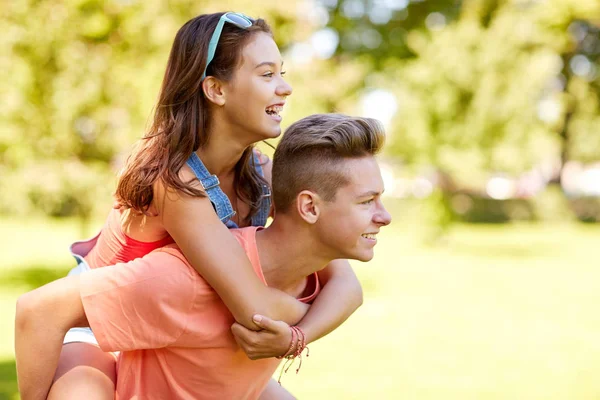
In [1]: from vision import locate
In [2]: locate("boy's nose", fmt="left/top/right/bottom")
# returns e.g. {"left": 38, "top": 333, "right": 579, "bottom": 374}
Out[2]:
{"left": 375, "top": 204, "right": 392, "bottom": 226}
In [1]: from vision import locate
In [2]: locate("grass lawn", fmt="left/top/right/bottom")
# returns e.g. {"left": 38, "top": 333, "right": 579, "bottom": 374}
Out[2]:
{"left": 1, "top": 210, "right": 599, "bottom": 399}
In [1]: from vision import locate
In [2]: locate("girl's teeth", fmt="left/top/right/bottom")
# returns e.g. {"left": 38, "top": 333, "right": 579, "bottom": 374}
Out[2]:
{"left": 266, "top": 106, "right": 282, "bottom": 115}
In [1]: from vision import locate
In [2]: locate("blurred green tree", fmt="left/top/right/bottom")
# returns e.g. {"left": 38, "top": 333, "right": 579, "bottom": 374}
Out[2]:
{"left": 2, "top": 0, "right": 598, "bottom": 228}
{"left": 321, "top": 0, "right": 600, "bottom": 223}
{"left": 325, "top": 0, "right": 599, "bottom": 174}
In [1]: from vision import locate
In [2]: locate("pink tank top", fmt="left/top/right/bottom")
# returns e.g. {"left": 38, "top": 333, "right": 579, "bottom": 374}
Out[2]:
{"left": 84, "top": 209, "right": 175, "bottom": 269}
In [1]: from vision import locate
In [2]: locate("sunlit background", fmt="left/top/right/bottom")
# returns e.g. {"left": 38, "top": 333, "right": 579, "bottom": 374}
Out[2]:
{"left": 1, "top": 0, "right": 599, "bottom": 399}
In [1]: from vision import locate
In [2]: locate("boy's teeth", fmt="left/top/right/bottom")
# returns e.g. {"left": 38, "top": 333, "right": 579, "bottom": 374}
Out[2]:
{"left": 362, "top": 233, "right": 376, "bottom": 239}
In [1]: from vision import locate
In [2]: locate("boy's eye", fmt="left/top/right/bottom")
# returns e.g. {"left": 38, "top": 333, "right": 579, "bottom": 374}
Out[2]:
{"left": 281, "top": 71, "right": 287, "bottom": 76}
{"left": 361, "top": 199, "right": 374, "bottom": 205}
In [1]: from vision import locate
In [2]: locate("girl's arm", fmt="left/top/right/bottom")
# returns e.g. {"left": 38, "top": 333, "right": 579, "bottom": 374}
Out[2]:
{"left": 228, "top": 156, "right": 363, "bottom": 357}
{"left": 298, "top": 258, "right": 363, "bottom": 343}
{"left": 15, "top": 276, "right": 87, "bottom": 400}
{"left": 155, "top": 177, "right": 309, "bottom": 330}
{"left": 230, "top": 259, "right": 363, "bottom": 359}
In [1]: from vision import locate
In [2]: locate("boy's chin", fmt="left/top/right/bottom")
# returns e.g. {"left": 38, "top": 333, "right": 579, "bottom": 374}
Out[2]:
{"left": 354, "top": 251, "right": 374, "bottom": 262}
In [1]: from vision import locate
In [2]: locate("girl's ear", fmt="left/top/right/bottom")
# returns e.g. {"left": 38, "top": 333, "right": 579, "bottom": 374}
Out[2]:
{"left": 296, "top": 190, "right": 321, "bottom": 224}
{"left": 202, "top": 77, "right": 226, "bottom": 106}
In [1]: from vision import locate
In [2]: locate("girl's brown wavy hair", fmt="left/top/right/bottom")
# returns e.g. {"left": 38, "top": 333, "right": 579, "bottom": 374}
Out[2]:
{"left": 116, "top": 13, "right": 271, "bottom": 222}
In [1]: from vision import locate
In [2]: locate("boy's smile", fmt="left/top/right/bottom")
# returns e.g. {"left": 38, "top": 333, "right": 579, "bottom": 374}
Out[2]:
{"left": 315, "top": 156, "right": 392, "bottom": 262}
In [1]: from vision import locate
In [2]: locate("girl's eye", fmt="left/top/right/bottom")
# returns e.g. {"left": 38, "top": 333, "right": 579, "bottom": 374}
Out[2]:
{"left": 262, "top": 71, "right": 286, "bottom": 78}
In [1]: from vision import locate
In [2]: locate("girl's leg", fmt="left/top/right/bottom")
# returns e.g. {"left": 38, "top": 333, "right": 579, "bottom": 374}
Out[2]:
{"left": 47, "top": 342, "right": 116, "bottom": 400}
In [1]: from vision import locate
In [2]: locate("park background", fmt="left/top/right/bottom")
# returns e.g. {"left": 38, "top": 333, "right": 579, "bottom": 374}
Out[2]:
{"left": 1, "top": 0, "right": 599, "bottom": 398}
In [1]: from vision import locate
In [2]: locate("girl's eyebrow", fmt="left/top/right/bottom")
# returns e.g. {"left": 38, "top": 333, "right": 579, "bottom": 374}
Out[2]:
{"left": 254, "top": 61, "right": 285, "bottom": 69}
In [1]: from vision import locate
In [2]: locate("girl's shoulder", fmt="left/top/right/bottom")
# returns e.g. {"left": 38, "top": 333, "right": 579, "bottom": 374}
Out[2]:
{"left": 119, "top": 208, "right": 171, "bottom": 243}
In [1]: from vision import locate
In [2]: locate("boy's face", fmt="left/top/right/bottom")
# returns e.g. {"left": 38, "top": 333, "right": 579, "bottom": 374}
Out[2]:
{"left": 315, "top": 156, "right": 392, "bottom": 262}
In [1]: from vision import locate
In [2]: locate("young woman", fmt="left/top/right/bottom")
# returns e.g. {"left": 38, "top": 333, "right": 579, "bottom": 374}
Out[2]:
{"left": 32, "top": 12, "right": 362, "bottom": 400}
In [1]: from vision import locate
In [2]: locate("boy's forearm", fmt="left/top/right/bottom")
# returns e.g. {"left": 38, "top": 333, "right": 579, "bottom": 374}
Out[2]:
{"left": 297, "top": 259, "right": 363, "bottom": 344}
{"left": 15, "top": 276, "right": 88, "bottom": 400}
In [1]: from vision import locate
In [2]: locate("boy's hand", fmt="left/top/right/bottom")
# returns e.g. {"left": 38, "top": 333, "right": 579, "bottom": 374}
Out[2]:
{"left": 231, "top": 315, "right": 291, "bottom": 360}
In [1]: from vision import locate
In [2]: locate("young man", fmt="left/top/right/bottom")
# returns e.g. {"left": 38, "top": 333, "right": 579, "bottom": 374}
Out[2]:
{"left": 15, "top": 113, "right": 392, "bottom": 400}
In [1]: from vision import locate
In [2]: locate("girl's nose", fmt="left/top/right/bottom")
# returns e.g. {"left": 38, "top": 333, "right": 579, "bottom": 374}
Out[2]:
{"left": 277, "top": 77, "right": 293, "bottom": 97}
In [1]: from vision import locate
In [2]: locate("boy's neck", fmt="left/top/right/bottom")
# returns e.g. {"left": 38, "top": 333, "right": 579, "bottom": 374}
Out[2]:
{"left": 255, "top": 218, "right": 331, "bottom": 295}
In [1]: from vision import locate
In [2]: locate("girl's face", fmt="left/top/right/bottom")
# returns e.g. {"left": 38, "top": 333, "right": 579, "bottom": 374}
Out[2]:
{"left": 222, "top": 32, "right": 292, "bottom": 143}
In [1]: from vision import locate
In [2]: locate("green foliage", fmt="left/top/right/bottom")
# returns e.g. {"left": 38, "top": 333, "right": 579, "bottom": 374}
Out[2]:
{"left": 451, "top": 195, "right": 535, "bottom": 223}
{"left": 422, "top": 189, "right": 454, "bottom": 242}
{"left": 325, "top": 0, "right": 600, "bottom": 200}
{"left": 569, "top": 196, "right": 600, "bottom": 223}
{"left": 1, "top": 0, "right": 598, "bottom": 225}
{"left": 532, "top": 184, "right": 577, "bottom": 222}
{"left": 326, "top": 0, "right": 463, "bottom": 64}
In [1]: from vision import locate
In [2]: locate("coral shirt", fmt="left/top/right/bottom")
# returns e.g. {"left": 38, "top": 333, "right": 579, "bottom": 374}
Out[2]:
{"left": 80, "top": 226, "right": 320, "bottom": 400}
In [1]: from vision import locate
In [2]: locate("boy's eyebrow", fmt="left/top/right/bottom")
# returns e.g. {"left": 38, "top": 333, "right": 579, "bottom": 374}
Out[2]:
{"left": 356, "top": 190, "right": 383, "bottom": 198}
{"left": 254, "top": 61, "right": 285, "bottom": 69}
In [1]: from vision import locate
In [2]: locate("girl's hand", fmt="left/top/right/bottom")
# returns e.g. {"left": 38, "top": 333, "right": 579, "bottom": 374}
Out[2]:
{"left": 231, "top": 315, "right": 292, "bottom": 360}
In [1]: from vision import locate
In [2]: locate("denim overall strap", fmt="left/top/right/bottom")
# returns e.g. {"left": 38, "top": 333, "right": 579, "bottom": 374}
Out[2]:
{"left": 225, "top": 151, "right": 272, "bottom": 229}
{"left": 250, "top": 151, "right": 271, "bottom": 227}
{"left": 186, "top": 152, "right": 236, "bottom": 223}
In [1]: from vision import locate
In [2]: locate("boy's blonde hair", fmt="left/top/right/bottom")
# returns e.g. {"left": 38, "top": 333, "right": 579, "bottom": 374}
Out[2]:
{"left": 272, "top": 113, "right": 385, "bottom": 213}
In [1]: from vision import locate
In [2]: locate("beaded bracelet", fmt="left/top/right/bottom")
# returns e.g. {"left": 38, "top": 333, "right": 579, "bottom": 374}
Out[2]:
{"left": 277, "top": 325, "right": 310, "bottom": 384}
{"left": 276, "top": 326, "right": 297, "bottom": 360}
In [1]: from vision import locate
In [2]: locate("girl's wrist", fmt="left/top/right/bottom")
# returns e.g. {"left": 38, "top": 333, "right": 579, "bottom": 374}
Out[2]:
{"left": 277, "top": 328, "right": 296, "bottom": 359}
{"left": 295, "top": 324, "right": 313, "bottom": 345}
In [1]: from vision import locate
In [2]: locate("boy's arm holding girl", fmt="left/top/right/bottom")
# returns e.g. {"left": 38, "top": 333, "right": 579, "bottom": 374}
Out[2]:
{"left": 156, "top": 155, "right": 363, "bottom": 358}
{"left": 232, "top": 259, "right": 362, "bottom": 358}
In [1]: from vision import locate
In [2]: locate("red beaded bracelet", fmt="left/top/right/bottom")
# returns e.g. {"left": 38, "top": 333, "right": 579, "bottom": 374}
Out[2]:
{"left": 277, "top": 325, "right": 310, "bottom": 384}
{"left": 276, "top": 326, "right": 296, "bottom": 360}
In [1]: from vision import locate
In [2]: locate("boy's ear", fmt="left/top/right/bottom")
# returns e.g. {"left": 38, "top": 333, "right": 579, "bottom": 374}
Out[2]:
{"left": 296, "top": 190, "right": 321, "bottom": 224}
{"left": 202, "top": 77, "right": 226, "bottom": 106}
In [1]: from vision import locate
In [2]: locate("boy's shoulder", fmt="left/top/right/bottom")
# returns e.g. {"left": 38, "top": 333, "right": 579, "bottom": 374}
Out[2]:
{"left": 153, "top": 243, "right": 189, "bottom": 266}
{"left": 152, "top": 227, "right": 263, "bottom": 284}
{"left": 154, "top": 227, "right": 255, "bottom": 261}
